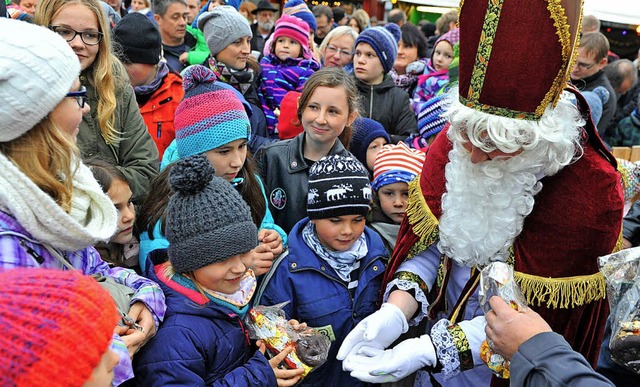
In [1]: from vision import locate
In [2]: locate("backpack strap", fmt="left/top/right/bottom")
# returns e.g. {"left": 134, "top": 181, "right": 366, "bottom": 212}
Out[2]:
{"left": 253, "top": 249, "right": 289, "bottom": 306}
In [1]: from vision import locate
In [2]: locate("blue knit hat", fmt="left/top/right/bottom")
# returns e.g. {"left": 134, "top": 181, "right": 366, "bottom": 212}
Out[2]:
{"left": 349, "top": 118, "right": 391, "bottom": 168}
{"left": 582, "top": 86, "right": 609, "bottom": 126}
{"left": 283, "top": 0, "right": 317, "bottom": 33}
{"left": 174, "top": 65, "right": 251, "bottom": 158}
{"left": 355, "top": 23, "right": 401, "bottom": 74}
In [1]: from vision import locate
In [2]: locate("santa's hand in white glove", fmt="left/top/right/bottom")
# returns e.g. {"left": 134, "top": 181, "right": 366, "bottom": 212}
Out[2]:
{"left": 345, "top": 334, "right": 437, "bottom": 383}
{"left": 336, "top": 303, "right": 409, "bottom": 362}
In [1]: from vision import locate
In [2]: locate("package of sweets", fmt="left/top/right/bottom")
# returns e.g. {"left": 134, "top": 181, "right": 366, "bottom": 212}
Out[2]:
{"left": 245, "top": 302, "right": 331, "bottom": 378}
{"left": 599, "top": 247, "right": 640, "bottom": 374}
{"left": 478, "top": 262, "right": 528, "bottom": 379}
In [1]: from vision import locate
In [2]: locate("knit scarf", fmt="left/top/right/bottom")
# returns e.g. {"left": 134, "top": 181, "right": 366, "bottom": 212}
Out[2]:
{"left": 134, "top": 62, "right": 170, "bottom": 96}
{"left": 390, "top": 68, "right": 419, "bottom": 94}
{"left": 302, "top": 221, "right": 368, "bottom": 282}
{"left": 172, "top": 269, "right": 256, "bottom": 318}
{"left": 207, "top": 57, "right": 255, "bottom": 95}
{"left": 0, "top": 153, "right": 117, "bottom": 252}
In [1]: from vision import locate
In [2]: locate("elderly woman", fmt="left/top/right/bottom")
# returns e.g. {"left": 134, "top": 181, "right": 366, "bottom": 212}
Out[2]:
{"left": 319, "top": 25, "right": 358, "bottom": 72}
{"left": 0, "top": 19, "right": 165, "bottom": 386}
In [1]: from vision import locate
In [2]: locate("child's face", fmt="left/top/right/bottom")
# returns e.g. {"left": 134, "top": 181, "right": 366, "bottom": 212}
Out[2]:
{"left": 216, "top": 36, "right": 251, "bottom": 70}
{"left": 377, "top": 182, "right": 409, "bottom": 224}
{"left": 312, "top": 215, "right": 367, "bottom": 252}
{"left": 275, "top": 36, "right": 302, "bottom": 61}
{"left": 131, "top": 0, "right": 148, "bottom": 11}
{"left": 432, "top": 40, "right": 454, "bottom": 72}
{"left": 366, "top": 137, "right": 388, "bottom": 171}
{"left": 354, "top": 43, "right": 385, "bottom": 85}
{"left": 107, "top": 178, "right": 136, "bottom": 245}
{"left": 82, "top": 348, "right": 118, "bottom": 387}
{"left": 205, "top": 139, "right": 248, "bottom": 182}
{"left": 302, "top": 86, "right": 356, "bottom": 147}
{"left": 193, "top": 252, "right": 251, "bottom": 294}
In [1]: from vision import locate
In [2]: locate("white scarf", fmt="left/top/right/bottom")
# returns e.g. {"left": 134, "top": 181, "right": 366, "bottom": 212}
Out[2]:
{"left": 0, "top": 152, "right": 117, "bottom": 252}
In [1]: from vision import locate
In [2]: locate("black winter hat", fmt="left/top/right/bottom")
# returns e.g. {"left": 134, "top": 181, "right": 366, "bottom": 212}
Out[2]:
{"left": 112, "top": 12, "right": 162, "bottom": 65}
{"left": 166, "top": 154, "right": 258, "bottom": 273}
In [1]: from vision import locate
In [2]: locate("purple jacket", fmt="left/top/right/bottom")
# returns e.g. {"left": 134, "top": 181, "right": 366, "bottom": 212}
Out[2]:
{"left": 0, "top": 210, "right": 166, "bottom": 385}
{"left": 257, "top": 54, "right": 320, "bottom": 135}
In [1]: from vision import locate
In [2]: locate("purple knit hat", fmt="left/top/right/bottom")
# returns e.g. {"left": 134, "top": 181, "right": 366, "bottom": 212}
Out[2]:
{"left": 174, "top": 65, "right": 251, "bottom": 158}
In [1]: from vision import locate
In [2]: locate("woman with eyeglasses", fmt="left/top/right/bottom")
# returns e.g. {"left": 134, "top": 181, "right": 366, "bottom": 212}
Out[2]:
{"left": 0, "top": 19, "right": 166, "bottom": 387}
{"left": 35, "top": 0, "right": 159, "bottom": 203}
{"left": 318, "top": 25, "right": 358, "bottom": 71}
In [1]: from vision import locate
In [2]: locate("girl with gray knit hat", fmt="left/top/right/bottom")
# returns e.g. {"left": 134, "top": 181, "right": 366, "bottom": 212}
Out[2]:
{"left": 134, "top": 154, "right": 304, "bottom": 386}
{"left": 198, "top": 5, "right": 272, "bottom": 152}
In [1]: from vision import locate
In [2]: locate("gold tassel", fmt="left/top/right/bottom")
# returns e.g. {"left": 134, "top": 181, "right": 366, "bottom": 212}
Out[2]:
{"left": 613, "top": 229, "right": 625, "bottom": 253}
{"left": 514, "top": 271, "right": 606, "bottom": 309}
{"left": 405, "top": 176, "right": 440, "bottom": 254}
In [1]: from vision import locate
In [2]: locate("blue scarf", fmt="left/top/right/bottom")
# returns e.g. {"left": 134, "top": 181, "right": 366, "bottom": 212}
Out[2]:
{"left": 134, "top": 61, "right": 170, "bottom": 96}
{"left": 301, "top": 221, "right": 368, "bottom": 282}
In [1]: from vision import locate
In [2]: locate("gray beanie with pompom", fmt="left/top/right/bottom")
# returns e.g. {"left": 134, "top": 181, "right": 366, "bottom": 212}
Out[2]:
{"left": 166, "top": 154, "right": 258, "bottom": 273}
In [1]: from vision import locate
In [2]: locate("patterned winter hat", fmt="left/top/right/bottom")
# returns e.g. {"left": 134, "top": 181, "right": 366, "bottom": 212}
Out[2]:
{"left": 372, "top": 142, "right": 426, "bottom": 191}
{"left": 174, "top": 65, "right": 251, "bottom": 158}
{"left": 271, "top": 14, "right": 311, "bottom": 58}
{"left": 283, "top": 0, "right": 317, "bottom": 33}
{"left": 432, "top": 28, "right": 460, "bottom": 62}
{"left": 167, "top": 154, "right": 258, "bottom": 273}
{"left": 0, "top": 268, "right": 119, "bottom": 386}
{"left": 355, "top": 23, "right": 401, "bottom": 74}
{"left": 307, "top": 155, "right": 372, "bottom": 219}
{"left": 198, "top": 6, "right": 253, "bottom": 57}
{"left": 349, "top": 117, "right": 391, "bottom": 168}
{"left": 0, "top": 19, "right": 80, "bottom": 143}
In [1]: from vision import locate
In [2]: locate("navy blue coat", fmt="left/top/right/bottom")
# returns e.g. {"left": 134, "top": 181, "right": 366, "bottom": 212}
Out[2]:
{"left": 260, "top": 218, "right": 387, "bottom": 386}
{"left": 134, "top": 251, "right": 276, "bottom": 387}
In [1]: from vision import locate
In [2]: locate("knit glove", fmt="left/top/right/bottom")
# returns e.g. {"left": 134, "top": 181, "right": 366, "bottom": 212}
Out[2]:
{"left": 346, "top": 334, "right": 437, "bottom": 383}
{"left": 337, "top": 303, "right": 409, "bottom": 362}
{"left": 406, "top": 60, "right": 426, "bottom": 75}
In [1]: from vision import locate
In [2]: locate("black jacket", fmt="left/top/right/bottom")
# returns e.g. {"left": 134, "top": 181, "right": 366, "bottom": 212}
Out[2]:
{"left": 250, "top": 23, "right": 274, "bottom": 61}
{"left": 355, "top": 75, "right": 418, "bottom": 143}
{"left": 256, "top": 133, "right": 351, "bottom": 233}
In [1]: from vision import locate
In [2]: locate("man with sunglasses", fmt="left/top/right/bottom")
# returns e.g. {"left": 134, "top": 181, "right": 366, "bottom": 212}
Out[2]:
{"left": 571, "top": 31, "right": 616, "bottom": 136}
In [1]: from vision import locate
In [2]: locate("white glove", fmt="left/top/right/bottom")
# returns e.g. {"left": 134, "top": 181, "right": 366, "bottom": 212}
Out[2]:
{"left": 336, "top": 303, "right": 408, "bottom": 361}
{"left": 346, "top": 334, "right": 437, "bottom": 383}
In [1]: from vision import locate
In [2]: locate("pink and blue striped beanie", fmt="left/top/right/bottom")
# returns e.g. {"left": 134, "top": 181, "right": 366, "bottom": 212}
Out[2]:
{"left": 174, "top": 65, "right": 251, "bottom": 158}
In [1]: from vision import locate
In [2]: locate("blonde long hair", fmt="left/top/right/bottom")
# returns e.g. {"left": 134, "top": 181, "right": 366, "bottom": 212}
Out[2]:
{"left": 0, "top": 120, "right": 79, "bottom": 213}
{"left": 35, "top": 0, "right": 125, "bottom": 145}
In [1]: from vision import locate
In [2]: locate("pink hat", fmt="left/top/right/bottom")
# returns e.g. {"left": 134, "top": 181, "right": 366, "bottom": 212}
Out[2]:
{"left": 271, "top": 14, "right": 311, "bottom": 59}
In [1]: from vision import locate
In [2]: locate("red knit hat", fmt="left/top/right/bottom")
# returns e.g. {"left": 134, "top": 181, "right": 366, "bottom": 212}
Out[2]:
{"left": 271, "top": 14, "right": 311, "bottom": 59}
{"left": 458, "top": 0, "right": 582, "bottom": 120}
{"left": 277, "top": 91, "right": 303, "bottom": 140}
{"left": 0, "top": 268, "right": 119, "bottom": 386}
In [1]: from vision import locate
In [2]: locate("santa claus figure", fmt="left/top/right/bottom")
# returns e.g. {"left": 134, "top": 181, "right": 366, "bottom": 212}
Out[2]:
{"left": 337, "top": 0, "right": 624, "bottom": 385}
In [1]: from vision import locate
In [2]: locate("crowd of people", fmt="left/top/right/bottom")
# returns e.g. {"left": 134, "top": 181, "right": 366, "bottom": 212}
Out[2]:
{"left": 1, "top": 0, "right": 640, "bottom": 386}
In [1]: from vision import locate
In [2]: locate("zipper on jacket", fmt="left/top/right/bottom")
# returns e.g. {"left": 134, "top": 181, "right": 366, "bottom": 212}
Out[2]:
{"left": 157, "top": 122, "right": 162, "bottom": 139}
{"left": 369, "top": 85, "right": 374, "bottom": 118}
{"left": 19, "top": 239, "right": 44, "bottom": 264}
{"left": 158, "top": 96, "right": 173, "bottom": 106}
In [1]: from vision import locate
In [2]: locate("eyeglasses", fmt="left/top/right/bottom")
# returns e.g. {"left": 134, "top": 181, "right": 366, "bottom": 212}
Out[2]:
{"left": 326, "top": 45, "right": 354, "bottom": 58}
{"left": 575, "top": 61, "right": 598, "bottom": 70}
{"left": 66, "top": 86, "right": 88, "bottom": 109}
{"left": 49, "top": 26, "right": 103, "bottom": 46}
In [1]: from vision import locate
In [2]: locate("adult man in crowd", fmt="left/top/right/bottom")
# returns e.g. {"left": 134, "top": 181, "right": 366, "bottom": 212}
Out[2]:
{"left": 605, "top": 59, "right": 639, "bottom": 132}
{"left": 332, "top": 6, "right": 347, "bottom": 26}
{"left": 154, "top": 0, "right": 194, "bottom": 73}
{"left": 185, "top": 0, "right": 200, "bottom": 25}
{"left": 582, "top": 14, "right": 600, "bottom": 33}
{"left": 388, "top": 8, "right": 406, "bottom": 27}
{"left": 338, "top": 0, "right": 623, "bottom": 385}
{"left": 250, "top": 0, "right": 277, "bottom": 57}
{"left": 571, "top": 32, "right": 617, "bottom": 136}
{"left": 312, "top": 4, "right": 333, "bottom": 46}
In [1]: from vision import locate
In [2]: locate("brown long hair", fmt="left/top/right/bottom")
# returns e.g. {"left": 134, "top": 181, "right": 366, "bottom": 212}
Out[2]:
{"left": 0, "top": 120, "right": 78, "bottom": 213}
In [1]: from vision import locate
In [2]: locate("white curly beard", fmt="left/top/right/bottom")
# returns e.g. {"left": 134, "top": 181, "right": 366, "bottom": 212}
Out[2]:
{"left": 437, "top": 141, "right": 547, "bottom": 268}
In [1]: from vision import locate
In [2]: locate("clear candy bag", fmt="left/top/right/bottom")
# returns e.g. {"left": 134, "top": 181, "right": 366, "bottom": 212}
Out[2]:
{"left": 599, "top": 247, "right": 640, "bottom": 374}
{"left": 244, "top": 302, "right": 331, "bottom": 378}
{"left": 478, "top": 262, "right": 528, "bottom": 379}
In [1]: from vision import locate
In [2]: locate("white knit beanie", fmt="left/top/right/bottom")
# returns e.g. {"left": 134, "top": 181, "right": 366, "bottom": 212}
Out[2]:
{"left": 0, "top": 19, "right": 80, "bottom": 143}
{"left": 198, "top": 6, "right": 253, "bottom": 57}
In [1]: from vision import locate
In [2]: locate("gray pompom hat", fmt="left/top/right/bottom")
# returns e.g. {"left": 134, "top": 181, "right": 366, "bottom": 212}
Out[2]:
{"left": 166, "top": 154, "right": 258, "bottom": 273}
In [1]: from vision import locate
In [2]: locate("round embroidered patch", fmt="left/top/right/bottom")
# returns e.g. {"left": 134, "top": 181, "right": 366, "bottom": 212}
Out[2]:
{"left": 270, "top": 188, "right": 286, "bottom": 210}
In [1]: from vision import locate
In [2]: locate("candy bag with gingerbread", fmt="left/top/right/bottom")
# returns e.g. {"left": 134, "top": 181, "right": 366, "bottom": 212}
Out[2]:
{"left": 244, "top": 302, "right": 331, "bottom": 379}
{"left": 599, "top": 247, "right": 640, "bottom": 374}
{"left": 478, "top": 261, "right": 528, "bottom": 379}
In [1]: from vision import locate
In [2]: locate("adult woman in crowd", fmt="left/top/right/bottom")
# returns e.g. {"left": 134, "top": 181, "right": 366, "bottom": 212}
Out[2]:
{"left": 35, "top": 0, "right": 159, "bottom": 202}
{"left": 347, "top": 15, "right": 364, "bottom": 33}
{"left": 318, "top": 25, "right": 358, "bottom": 71}
{"left": 0, "top": 19, "right": 165, "bottom": 386}
{"left": 390, "top": 23, "right": 430, "bottom": 96}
